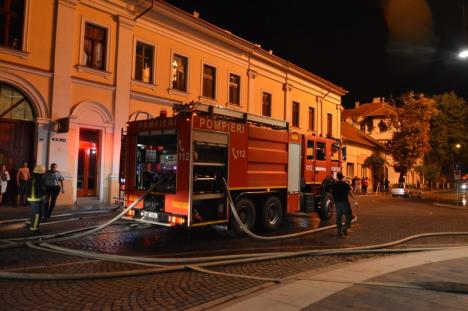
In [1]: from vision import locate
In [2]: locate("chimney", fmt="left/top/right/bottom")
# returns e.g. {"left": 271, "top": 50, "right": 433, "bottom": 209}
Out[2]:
{"left": 193, "top": 11, "right": 200, "bottom": 18}
{"left": 354, "top": 101, "right": 360, "bottom": 108}
{"left": 372, "top": 97, "right": 380, "bottom": 103}
{"left": 268, "top": 49, "right": 273, "bottom": 55}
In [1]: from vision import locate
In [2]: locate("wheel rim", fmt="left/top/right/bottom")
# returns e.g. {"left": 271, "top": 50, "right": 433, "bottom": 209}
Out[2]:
{"left": 267, "top": 204, "right": 279, "bottom": 224}
{"left": 238, "top": 209, "right": 248, "bottom": 224}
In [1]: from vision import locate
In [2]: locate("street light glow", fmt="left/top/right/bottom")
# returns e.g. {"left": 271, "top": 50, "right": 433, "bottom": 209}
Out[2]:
{"left": 458, "top": 50, "right": 468, "bottom": 58}
{"left": 455, "top": 143, "right": 461, "bottom": 149}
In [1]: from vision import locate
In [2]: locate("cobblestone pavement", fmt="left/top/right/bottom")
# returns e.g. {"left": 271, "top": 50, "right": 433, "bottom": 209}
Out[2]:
{"left": 0, "top": 196, "right": 468, "bottom": 310}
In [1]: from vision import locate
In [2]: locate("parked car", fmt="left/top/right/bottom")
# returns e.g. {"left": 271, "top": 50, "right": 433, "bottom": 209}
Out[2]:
{"left": 459, "top": 180, "right": 468, "bottom": 192}
{"left": 391, "top": 183, "right": 423, "bottom": 198}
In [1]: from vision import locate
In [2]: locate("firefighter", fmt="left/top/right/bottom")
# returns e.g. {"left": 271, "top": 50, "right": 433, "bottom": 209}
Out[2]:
{"left": 27, "top": 165, "right": 46, "bottom": 232}
{"left": 332, "top": 172, "right": 358, "bottom": 237}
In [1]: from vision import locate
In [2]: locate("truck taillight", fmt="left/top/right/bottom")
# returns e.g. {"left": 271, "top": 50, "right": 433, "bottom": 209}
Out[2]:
{"left": 168, "top": 216, "right": 185, "bottom": 225}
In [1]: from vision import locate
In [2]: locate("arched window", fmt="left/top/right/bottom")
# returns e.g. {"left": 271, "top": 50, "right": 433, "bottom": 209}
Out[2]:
{"left": 0, "top": 82, "right": 34, "bottom": 121}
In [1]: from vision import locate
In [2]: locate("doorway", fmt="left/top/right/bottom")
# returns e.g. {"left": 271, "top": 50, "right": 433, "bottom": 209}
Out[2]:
{"left": 77, "top": 129, "right": 99, "bottom": 197}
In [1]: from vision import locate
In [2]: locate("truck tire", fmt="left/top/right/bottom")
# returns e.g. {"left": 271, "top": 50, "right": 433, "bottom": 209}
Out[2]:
{"left": 319, "top": 192, "right": 334, "bottom": 221}
{"left": 260, "top": 196, "right": 283, "bottom": 231}
{"left": 231, "top": 197, "right": 256, "bottom": 235}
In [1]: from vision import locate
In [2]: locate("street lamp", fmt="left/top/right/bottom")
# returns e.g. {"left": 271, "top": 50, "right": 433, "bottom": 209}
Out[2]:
{"left": 458, "top": 50, "right": 468, "bottom": 59}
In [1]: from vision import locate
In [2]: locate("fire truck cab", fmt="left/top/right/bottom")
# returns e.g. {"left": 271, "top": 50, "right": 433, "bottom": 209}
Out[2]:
{"left": 121, "top": 102, "right": 341, "bottom": 232}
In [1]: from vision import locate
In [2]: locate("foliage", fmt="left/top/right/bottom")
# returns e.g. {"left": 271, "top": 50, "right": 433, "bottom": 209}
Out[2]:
{"left": 363, "top": 154, "right": 385, "bottom": 170}
{"left": 388, "top": 92, "right": 438, "bottom": 180}
{"left": 427, "top": 92, "right": 468, "bottom": 179}
{"left": 414, "top": 164, "right": 440, "bottom": 189}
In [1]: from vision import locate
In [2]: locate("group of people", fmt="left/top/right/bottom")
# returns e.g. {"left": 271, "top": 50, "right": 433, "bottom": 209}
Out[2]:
{"left": 0, "top": 162, "right": 64, "bottom": 232}
{"left": 350, "top": 176, "right": 370, "bottom": 195}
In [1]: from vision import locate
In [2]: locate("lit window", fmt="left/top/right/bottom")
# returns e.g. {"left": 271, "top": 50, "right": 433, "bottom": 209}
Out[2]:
{"left": 229, "top": 74, "right": 240, "bottom": 105}
{"left": 83, "top": 23, "right": 107, "bottom": 70}
{"left": 262, "top": 92, "right": 271, "bottom": 117}
{"left": 0, "top": 0, "right": 25, "bottom": 50}
{"left": 202, "top": 64, "right": 216, "bottom": 99}
{"left": 135, "top": 42, "right": 154, "bottom": 83}
{"left": 171, "top": 54, "right": 188, "bottom": 92}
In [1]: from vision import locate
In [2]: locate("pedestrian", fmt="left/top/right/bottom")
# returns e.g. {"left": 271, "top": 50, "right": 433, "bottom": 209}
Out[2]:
{"left": 356, "top": 177, "right": 361, "bottom": 194}
{"left": 351, "top": 176, "right": 358, "bottom": 193}
{"left": 16, "top": 161, "right": 31, "bottom": 206}
{"left": 332, "top": 172, "right": 358, "bottom": 237}
{"left": 361, "top": 177, "right": 368, "bottom": 195}
{"left": 27, "top": 165, "right": 46, "bottom": 231}
{"left": 384, "top": 178, "right": 390, "bottom": 193}
{"left": 43, "top": 163, "right": 64, "bottom": 220}
{"left": 0, "top": 164, "right": 10, "bottom": 206}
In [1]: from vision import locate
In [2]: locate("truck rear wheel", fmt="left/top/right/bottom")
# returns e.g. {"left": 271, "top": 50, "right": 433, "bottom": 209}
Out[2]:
{"left": 260, "top": 196, "right": 283, "bottom": 231}
{"left": 319, "top": 192, "right": 335, "bottom": 221}
{"left": 231, "top": 197, "right": 256, "bottom": 235}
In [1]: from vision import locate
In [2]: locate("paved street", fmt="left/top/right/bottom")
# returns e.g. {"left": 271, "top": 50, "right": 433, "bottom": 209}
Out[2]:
{"left": 1, "top": 195, "right": 468, "bottom": 310}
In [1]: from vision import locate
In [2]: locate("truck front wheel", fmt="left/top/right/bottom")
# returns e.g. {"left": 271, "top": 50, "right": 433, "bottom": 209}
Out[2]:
{"left": 319, "top": 192, "right": 335, "bottom": 221}
{"left": 231, "top": 197, "right": 256, "bottom": 235}
{"left": 260, "top": 196, "right": 283, "bottom": 231}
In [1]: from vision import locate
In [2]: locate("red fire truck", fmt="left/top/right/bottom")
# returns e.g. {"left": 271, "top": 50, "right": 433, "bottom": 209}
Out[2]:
{"left": 121, "top": 102, "right": 341, "bottom": 232}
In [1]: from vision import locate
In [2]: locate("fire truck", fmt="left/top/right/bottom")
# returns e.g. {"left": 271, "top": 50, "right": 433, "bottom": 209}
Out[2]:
{"left": 121, "top": 102, "right": 341, "bottom": 232}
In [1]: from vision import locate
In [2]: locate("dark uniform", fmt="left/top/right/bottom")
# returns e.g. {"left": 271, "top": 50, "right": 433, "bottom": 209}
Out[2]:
{"left": 332, "top": 173, "right": 353, "bottom": 236}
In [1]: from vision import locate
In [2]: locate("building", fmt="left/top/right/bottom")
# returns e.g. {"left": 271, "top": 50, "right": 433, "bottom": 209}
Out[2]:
{"left": 342, "top": 97, "right": 420, "bottom": 188}
{"left": 341, "top": 122, "right": 386, "bottom": 192}
{"left": 0, "top": 0, "right": 346, "bottom": 206}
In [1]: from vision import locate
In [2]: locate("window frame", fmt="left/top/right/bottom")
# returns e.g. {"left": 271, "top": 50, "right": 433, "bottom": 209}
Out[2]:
{"left": 133, "top": 38, "right": 156, "bottom": 85}
{"left": 78, "top": 18, "right": 111, "bottom": 74}
{"left": 201, "top": 63, "right": 216, "bottom": 100}
{"left": 327, "top": 113, "right": 333, "bottom": 137}
{"left": 308, "top": 106, "right": 315, "bottom": 132}
{"left": 170, "top": 52, "right": 189, "bottom": 93}
{"left": 292, "top": 101, "right": 300, "bottom": 128}
{"left": 228, "top": 72, "right": 241, "bottom": 106}
{"left": 262, "top": 92, "right": 272, "bottom": 117}
{"left": 0, "top": 0, "right": 30, "bottom": 57}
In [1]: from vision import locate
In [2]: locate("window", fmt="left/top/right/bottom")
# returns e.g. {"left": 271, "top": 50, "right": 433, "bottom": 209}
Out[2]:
{"left": 316, "top": 142, "right": 326, "bottom": 161}
{"left": 360, "top": 122, "right": 366, "bottom": 133}
{"left": 171, "top": 54, "right": 188, "bottom": 92}
{"left": 135, "top": 42, "right": 154, "bottom": 83}
{"left": 347, "top": 163, "right": 354, "bottom": 177}
{"left": 229, "top": 73, "right": 240, "bottom": 105}
{"left": 0, "top": 82, "right": 33, "bottom": 121}
{"left": 306, "top": 140, "right": 314, "bottom": 160}
{"left": 0, "top": 0, "right": 25, "bottom": 50}
{"left": 262, "top": 92, "right": 271, "bottom": 117}
{"left": 292, "top": 101, "right": 299, "bottom": 127}
{"left": 378, "top": 120, "right": 388, "bottom": 132}
{"left": 202, "top": 64, "right": 216, "bottom": 99}
{"left": 327, "top": 113, "right": 332, "bottom": 137}
{"left": 308, "top": 107, "right": 315, "bottom": 131}
{"left": 83, "top": 23, "right": 107, "bottom": 70}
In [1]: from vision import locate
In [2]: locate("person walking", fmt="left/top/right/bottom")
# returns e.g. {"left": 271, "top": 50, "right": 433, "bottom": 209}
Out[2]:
{"left": 27, "top": 165, "right": 46, "bottom": 231}
{"left": 0, "top": 164, "right": 10, "bottom": 206}
{"left": 332, "top": 172, "right": 358, "bottom": 237}
{"left": 43, "top": 163, "right": 64, "bottom": 220}
{"left": 16, "top": 161, "right": 31, "bottom": 206}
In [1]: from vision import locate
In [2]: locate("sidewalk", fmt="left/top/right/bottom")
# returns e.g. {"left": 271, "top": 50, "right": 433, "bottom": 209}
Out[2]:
{"left": 212, "top": 247, "right": 468, "bottom": 310}
{"left": 0, "top": 201, "right": 117, "bottom": 221}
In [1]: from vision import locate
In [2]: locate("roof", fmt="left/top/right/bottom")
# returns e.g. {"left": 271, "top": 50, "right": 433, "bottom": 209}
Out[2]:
{"left": 341, "top": 122, "right": 387, "bottom": 150}
{"left": 342, "top": 102, "right": 396, "bottom": 120}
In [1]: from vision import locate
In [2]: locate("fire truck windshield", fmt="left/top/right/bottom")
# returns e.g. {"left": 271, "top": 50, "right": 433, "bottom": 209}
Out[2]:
{"left": 136, "top": 133, "right": 177, "bottom": 193}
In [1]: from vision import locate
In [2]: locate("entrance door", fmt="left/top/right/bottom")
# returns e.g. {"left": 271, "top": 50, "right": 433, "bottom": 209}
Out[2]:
{"left": 77, "top": 129, "right": 99, "bottom": 197}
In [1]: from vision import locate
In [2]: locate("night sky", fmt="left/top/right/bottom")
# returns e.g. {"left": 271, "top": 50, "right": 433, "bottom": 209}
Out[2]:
{"left": 166, "top": 0, "right": 468, "bottom": 108}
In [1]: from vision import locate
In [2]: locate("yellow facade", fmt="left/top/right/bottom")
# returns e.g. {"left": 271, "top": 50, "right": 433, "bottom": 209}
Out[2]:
{"left": 0, "top": 0, "right": 345, "bottom": 205}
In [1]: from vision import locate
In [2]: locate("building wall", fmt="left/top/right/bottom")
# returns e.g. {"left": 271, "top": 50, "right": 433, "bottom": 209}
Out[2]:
{"left": 0, "top": 0, "right": 345, "bottom": 205}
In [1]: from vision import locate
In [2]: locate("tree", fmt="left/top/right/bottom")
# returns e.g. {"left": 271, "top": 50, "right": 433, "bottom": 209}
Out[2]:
{"left": 428, "top": 92, "right": 468, "bottom": 182}
{"left": 388, "top": 92, "right": 438, "bottom": 182}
